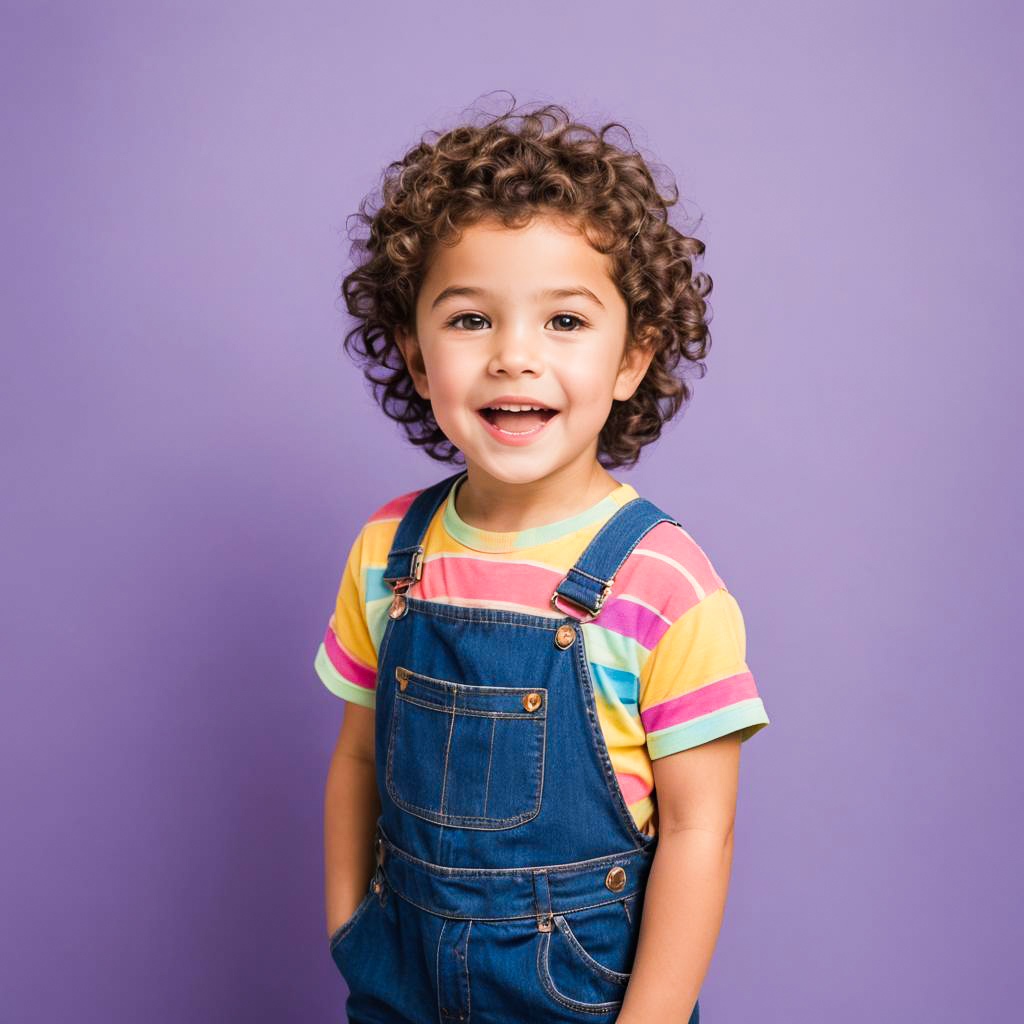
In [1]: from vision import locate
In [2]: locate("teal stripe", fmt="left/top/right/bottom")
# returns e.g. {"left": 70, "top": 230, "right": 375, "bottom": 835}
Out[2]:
{"left": 314, "top": 644, "right": 376, "bottom": 709}
{"left": 589, "top": 661, "right": 639, "bottom": 708}
{"left": 646, "top": 699, "right": 770, "bottom": 758}
{"left": 365, "top": 566, "right": 392, "bottom": 604}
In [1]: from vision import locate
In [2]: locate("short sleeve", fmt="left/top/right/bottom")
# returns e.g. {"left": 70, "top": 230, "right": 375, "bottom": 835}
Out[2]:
{"left": 638, "top": 587, "right": 770, "bottom": 759}
{"left": 313, "top": 526, "right": 378, "bottom": 709}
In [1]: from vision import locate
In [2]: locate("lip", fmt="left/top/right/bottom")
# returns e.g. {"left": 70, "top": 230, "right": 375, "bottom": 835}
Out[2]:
{"left": 475, "top": 406, "right": 560, "bottom": 447}
{"left": 477, "top": 394, "right": 560, "bottom": 411}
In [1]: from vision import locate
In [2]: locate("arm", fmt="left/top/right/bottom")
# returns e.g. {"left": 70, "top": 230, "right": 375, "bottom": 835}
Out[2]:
{"left": 324, "top": 701, "right": 381, "bottom": 939}
{"left": 616, "top": 732, "right": 741, "bottom": 1023}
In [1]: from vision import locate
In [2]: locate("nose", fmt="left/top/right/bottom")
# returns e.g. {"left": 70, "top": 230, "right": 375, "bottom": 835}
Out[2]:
{"left": 487, "top": 324, "right": 543, "bottom": 377}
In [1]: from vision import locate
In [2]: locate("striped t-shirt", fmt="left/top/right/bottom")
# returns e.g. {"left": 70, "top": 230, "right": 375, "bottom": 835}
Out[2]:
{"left": 314, "top": 473, "right": 770, "bottom": 837}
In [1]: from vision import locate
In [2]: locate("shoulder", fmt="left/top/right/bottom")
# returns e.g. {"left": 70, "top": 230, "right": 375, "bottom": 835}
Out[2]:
{"left": 345, "top": 482, "right": 434, "bottom": 571}
{"left": 614, "top": 514, "right": 730, "bottom": 622}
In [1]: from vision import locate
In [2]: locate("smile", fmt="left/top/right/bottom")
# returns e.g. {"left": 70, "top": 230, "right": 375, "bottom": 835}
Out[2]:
{"left": 476, "top": 408, "right": 559, "bottom": 447}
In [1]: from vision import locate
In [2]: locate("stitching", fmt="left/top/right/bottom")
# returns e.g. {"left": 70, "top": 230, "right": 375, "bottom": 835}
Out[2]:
{"left": 384, "top": 694, "right": 546, "bottom": 828}
{"left": 396, "top": 693, "right": 545, "bottom": 720}
{"left": 464, "top": 919, "right": 472, "bottom": 1023}
{"left": 483, "top": 719, "right": 495, "bottom": 817}
{"left": 377, "top": 827, "right": 654, "bottom": 878}
{"left": 402, "top": 595, "right": 562, "bottom": 630}
{"left": 573, "top": 629, "right": 653, "bottom": 851}
{"left": 536, "top": 927, "right": 625, "bottom": 1015}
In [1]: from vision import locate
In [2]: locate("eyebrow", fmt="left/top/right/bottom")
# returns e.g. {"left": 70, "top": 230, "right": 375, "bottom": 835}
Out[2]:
{"left": 429, "top": 285, "right": 606, "bottom": 311}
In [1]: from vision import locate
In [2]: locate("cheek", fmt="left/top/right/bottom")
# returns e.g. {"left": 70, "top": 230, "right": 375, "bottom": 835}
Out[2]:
{"left": 423, "top": 362, "right": 474, "bottom": 420}
{"left": 563, "top": 363, "right": 618, "bottom": 408}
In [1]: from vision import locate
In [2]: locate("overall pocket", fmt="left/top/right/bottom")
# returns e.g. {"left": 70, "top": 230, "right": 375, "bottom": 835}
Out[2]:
{"left": 536, "top": 897, "right": 639, "bottom": 1016}
{"left": 385, "top": 666, "right": 547, "bottom": 828}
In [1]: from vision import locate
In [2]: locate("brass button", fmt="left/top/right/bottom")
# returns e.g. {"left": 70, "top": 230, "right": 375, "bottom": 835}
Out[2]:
{"left": 554, "top": 624, "right": 575, "bottom": 649}
{"left": 522, "top": 692, "right": 543, "bottom": 712}
{"left": 388, "top": 594, "right": 407, "bottom": 618}
{"left": 372, "top": 879, "right": 382, "bottom": 893}
{"left": 396, "top": 667, "right": 409, "bottom": 691}
{"left": 605, "top": 866, "right": 626, "bottom": 892}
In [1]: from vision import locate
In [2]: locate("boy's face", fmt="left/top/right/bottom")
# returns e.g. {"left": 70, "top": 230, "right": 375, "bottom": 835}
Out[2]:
{"left": 395, "top": 214, "right": 654, "bottom": 490}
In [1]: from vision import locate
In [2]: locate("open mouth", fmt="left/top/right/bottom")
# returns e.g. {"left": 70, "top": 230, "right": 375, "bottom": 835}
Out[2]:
{"left": 478, "top": 406, "right": 559, "bottom": 435}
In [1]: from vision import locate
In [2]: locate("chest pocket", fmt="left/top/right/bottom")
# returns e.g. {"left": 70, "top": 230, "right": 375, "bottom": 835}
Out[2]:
{"left": 385, "top": 666, "right": 548, "bottom": 829}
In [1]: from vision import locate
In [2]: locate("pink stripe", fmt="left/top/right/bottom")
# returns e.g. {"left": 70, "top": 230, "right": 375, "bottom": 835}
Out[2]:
{"left": 418, "top": 554, "right": 561, "bottom": 605}
{"left": 613, "top": 548, "right": 705, "bottom": 622}
{"left": 323, "top": 625, "right": 376, "bottom": 691}
{"left": 634, "top": 521, "right": 724, "bottom": 596}
{"left": 593, "top": 596, "right": 669, "bottom": 650}
{"left": 617, "top": 771, "right": 653, "bottom": 805}
{"left": 640, "top": 671, "right": 757, "bottom": 734}
{"left": 369, "top": 485, "right": 428, "bottom": 524}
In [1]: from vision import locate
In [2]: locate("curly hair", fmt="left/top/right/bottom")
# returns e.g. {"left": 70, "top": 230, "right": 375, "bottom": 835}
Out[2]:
{"left": 340, "top": 95, "right": 713, "bottom": 469}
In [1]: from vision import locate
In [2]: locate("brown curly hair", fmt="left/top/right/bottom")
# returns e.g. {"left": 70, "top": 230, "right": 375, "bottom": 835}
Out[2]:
{"left": 340, "top": 94, "right": 713, "bottom": 469}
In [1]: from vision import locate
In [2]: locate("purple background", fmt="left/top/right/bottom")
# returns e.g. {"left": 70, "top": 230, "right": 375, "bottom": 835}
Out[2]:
{"left": 2, "top": 2, "right": 1019, "bottom": 1020}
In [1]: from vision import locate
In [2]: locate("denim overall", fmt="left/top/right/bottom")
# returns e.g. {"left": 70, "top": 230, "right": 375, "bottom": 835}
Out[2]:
{"left": 330, "top": 470, "right": 701, "bottom": 1024}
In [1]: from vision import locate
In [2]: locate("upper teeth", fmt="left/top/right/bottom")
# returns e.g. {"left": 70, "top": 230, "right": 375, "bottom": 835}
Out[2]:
{"left": 488, "top": 404, "right": 548, "bottom": 412}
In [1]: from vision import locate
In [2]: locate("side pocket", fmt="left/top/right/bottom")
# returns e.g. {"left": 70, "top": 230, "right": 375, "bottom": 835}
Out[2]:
{"left": 328, "top": 882, "right": 377, "bottom": 958}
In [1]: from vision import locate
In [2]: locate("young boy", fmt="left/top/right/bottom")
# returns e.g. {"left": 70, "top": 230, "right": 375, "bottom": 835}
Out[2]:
{"left": 315, "top": 101, "right": 770, "bottom": 1023}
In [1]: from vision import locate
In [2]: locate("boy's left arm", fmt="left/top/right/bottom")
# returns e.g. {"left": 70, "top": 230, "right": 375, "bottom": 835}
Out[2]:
{"left": 616, "top": 732, "right": 741, "bottom": 1024}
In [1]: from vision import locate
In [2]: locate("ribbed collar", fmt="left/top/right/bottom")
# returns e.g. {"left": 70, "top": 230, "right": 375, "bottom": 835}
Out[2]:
{"left": 441, "top": 471, "right": 639, "bottom": 553}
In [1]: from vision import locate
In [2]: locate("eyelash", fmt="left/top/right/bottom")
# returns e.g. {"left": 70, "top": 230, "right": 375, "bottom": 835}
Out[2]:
{"left": 443, "top": 312, "right": 588, "bottom": 332}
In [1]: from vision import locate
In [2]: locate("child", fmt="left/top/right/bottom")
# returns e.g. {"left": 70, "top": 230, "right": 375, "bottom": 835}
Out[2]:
{"left": 314, "top": 100, "right": 770, "bottom": 1024}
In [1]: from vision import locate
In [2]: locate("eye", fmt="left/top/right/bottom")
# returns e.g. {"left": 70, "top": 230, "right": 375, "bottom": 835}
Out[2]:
{"left": 444, "top": 313, "right": 490, "bottom": 331}
{"left": 548, "top": 313, "right": 587, "bottom": 331}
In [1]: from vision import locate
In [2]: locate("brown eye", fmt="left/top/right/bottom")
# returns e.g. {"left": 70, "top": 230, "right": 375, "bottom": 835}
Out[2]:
{"left": 446, "top": 313, "right": 489, "bottom": 330}
{"left": 549, "top": 314, "right": 585, "bottom": 331}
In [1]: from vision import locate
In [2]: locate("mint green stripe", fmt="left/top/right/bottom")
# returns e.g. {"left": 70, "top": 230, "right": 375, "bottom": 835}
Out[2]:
{"left": 581, "top": 621, "right": 649, "bottom": 674}
{"left": 442, "top": 472, "right": 631, "bottom": 551}
{"left": 646, "top": 699, "right": 770, "bottom": 758}
{"left": 314, "top": 644, "right": 376, "bottom": 709}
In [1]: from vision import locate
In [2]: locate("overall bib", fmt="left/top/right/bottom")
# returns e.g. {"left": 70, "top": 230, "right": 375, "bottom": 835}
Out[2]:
{"left": 330, "top": 470, "right": 701, "bottom": 1024}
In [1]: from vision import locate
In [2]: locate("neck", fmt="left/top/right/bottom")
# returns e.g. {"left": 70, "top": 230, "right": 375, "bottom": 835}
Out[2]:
{"left": 455, "top": 458, "right": 621, "bottom": 534}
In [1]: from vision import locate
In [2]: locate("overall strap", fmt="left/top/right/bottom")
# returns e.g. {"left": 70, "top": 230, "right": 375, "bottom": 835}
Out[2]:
{"left": 382, "top": 470, "right": 466, "bottom": 593}
{"left": 553, "top": 497, "right": 680, "bottom": 621}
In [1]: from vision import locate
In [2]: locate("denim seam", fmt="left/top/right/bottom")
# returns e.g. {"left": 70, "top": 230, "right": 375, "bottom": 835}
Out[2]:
{"left": 573, "top": 630, "right": 653, "bottom": 851}
{"left": 397, "top": 693, "right": 546, "bottom": 720}
{"left": 377, "top": 826, "right": 654, "bottom": 877}
{"left": 384, "top": 878, "right": 635, "bottom": 924}
{"left": 403, "top": 596, "right": 564, "bottom": 629}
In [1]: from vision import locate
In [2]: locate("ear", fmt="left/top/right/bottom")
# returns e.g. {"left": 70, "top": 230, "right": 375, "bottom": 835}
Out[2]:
{"left": 394, "top": 325, "right": 431, "bottom": 401}
{"left": 612, "top": 327, "right": 657, "bottom": 402}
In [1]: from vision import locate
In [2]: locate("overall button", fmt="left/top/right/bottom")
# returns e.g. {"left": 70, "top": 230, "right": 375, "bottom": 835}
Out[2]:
{"left": 388, "top": 594, "right": 407, "bottom": 618}
{"left": 396, "top": 666, "right": 409, "bottom": 691}
{"left": 555, "top": 624, "right": 576, "bottom": 649}
{"left": 522, "top": 692, "right": 543, "bottom": 712}
{"left": 605, "top": 866, "right": 627, "bottom": 892}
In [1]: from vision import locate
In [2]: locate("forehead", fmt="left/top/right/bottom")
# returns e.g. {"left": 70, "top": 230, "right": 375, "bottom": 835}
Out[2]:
{"left": 420, "top": 215, "right": 614, "bottom": 295}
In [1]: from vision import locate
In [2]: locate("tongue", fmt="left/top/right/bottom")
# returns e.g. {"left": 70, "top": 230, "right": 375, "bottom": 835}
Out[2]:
{"left": 491, "top": 409, "right": 547, "bottom": 432}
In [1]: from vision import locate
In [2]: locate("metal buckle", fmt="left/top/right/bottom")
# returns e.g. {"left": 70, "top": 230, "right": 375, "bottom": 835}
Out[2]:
{"left": 383, "top": 547, "right": 424, "bottom": 594}
{"left": 408, "top": 547, "right": 424, "bottom": 584}
{"left": 549, "top": 578, "right": 613, "bottom": 623}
